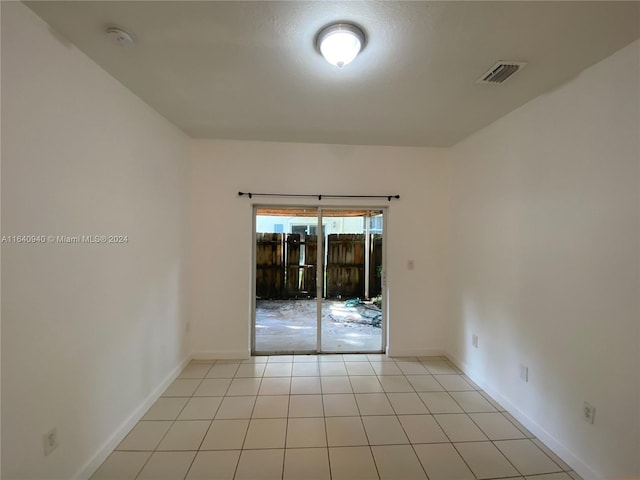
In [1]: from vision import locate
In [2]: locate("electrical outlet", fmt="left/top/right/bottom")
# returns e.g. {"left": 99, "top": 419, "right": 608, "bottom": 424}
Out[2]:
{"left": 186, "top": 321, "right": 190, "bottom": 333}
{"left": 43, "top": 428, "right": 58, "bottom": 456}
{"left": 471, "top": 334, "right": 479, "bottom": 348}
{"left": 583, "top": 401, "right": 596, "bottom": 424}
{"left": 519, "top": 364, "right": 529, "bottom": 382}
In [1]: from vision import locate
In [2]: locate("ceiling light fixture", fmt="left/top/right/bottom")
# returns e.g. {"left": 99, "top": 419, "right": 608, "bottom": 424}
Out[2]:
{"left": 316, "top": 23, "right": 365, "bottom": 68}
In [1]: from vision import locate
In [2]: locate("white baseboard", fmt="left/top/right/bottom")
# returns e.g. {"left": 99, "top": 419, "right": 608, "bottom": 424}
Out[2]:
{"left": 192, "top": 350, "right": 250, "bottom": 360}
{"left": 386, "top": 347, "right": 449, "bottom": 358}
{"left": 446, "top": 351, "right": 601, "bottom": 480}
{"left": 73, "top": 354, "right": 192, "bottom": 480}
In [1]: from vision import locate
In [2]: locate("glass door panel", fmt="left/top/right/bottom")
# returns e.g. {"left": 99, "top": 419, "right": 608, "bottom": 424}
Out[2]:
{"left": 254, "top": 207, "right": 320, "bottom": 354}
{"left": 320, "top": 209, "right": 384, "bottom": 353}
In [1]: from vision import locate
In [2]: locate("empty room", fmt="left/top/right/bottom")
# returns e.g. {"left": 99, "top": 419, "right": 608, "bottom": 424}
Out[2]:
{"left": 2, "top": 1, "right": 639, "bottom": 480}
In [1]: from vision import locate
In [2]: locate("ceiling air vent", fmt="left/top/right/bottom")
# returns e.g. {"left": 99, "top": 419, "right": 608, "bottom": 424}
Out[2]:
{"left": 477, "top": 61, "right": 527, "bottom": 84}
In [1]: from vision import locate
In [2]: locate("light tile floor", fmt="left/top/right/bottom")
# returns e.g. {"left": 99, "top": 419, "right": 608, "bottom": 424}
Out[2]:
{"left": 91, "top": 355, "right": 582, "bottom": 480}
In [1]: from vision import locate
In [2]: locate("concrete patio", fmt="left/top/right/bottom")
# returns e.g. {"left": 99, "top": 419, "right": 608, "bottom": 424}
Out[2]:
{"left": 255, "top": 299, "right": 382, "bottom": 353}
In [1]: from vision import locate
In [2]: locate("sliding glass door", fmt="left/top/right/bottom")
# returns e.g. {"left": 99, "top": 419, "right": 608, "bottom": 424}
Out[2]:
{"left": 253, "top": 206, "right": 385, "bottom": 355}
{"left": 254, "top": 207, "right": 319, "bottom": 353}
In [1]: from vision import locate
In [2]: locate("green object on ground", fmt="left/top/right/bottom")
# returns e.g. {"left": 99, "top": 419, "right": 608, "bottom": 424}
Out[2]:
{"left": 345, "top": 298, "right": 363, "bottom": 307}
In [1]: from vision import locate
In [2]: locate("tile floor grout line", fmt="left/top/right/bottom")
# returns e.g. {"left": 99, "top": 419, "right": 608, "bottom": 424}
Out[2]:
{"left": 420, "top": 373, "right": 482, "bottom": 480}
{"left": 381, "top": 357, "right": 431, "bottom": 479}
{"left": 132, "top": 371, "right": 210, "bottom": 480}
{"left": 389, "top": 356, "right": 435, "bottom": 470}
{"left": 530, "top": 438, "right": 574, "bottom": 473}
{"left": 369, "top": 354, "right": 408, "bottom": 478}
{"left": 447, "top": 437, "right": 482, "bottom": 480}
{"left": 501, "top": 412, "right": 538, "bottom": 440}
{"left": 465, "top": 409, "right": 524, "bottom": 444}
{"left": 231, "top": 370, "right": 264, "bottom": 480}
{"left": 255, "top": 362, "right": 294, "bottom": 479}
{"left": 352, "top": 357, "right": 382, "bottom": 480}
{"left": 488, "top": 437, "right": 564, "bottom": 477}
{"left": 176, "top": 369, "right": 217, "bottom": 478}
{"left": 319, "top": 385, "right": 333, "bottom": 480}
{"left": 198, "top": 363, "right": 262, "bottom": 478}
{"left": 468, "top": 436, "right": 528, "bottom": 478}
{"left": 280, "top": 374, "right": 291, "bottom": 480}
{"left": 387, "top": 396, "right": 430, "bottom": 478}
{"left": 181, "top": 378, "right": 227, "bottom": 480}
{"left": 126, "top": 451, "right": 153, "bottom": 480}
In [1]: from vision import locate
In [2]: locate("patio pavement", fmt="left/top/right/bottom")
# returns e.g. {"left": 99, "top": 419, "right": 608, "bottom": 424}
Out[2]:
{"left": 255, "top": 299, "right": 382, "bottom": 353}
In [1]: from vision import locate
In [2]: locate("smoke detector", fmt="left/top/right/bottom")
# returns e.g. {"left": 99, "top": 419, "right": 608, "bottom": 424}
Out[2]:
{"left": 105, "top": 26, "right": 135, "bottom": 46}
{"left": 477, "top": 61, "right": 527, "bottom": 84}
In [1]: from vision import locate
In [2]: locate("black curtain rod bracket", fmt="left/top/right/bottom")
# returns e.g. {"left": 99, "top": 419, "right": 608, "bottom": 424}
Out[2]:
{"left": 238, "top": 192, "right": 400, "bottom": 201}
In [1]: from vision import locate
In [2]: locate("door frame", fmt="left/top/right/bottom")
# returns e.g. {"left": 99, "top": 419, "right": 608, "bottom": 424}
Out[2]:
{"left": 251, "top": 204, "right": 388, "bottom": 355}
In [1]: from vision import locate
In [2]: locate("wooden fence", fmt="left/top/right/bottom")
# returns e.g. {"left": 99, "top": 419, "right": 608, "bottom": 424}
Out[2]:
{"left": 256, "top": 233, "right": 382, "bottom": 299}
{"left": 326, "top": 234, "right": 364, "bottom": 298}
{"left": 255, "top": 233, "right": 284, "bottom": 299}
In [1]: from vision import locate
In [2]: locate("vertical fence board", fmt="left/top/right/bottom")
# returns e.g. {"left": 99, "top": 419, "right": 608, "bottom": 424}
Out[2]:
{"left": 302, "top": 235, "right": 318, "bottom": 297}
{"left": 256, "top": 233, "right": 284, "bottom": 298}
{"left": 285, "top": 234, "right": 301, "bottom": 298}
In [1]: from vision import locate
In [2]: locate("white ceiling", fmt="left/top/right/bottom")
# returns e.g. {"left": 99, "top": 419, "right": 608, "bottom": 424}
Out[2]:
{"left": 26, "top": 1, "right": 640, "bottom": 147}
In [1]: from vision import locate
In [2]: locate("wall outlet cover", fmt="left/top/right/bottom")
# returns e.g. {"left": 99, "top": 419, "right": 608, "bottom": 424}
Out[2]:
{"left": 583, "top": 401, "right": 596, "bottom": 424}
{"left": 43, "top": 428, "right": 58, "bottom": 456}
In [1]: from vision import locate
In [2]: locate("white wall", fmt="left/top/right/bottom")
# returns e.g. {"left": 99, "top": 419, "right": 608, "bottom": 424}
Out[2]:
{"left": 1, "top": 3, "right": 190, "bottom": 479}
{"left": 449, "top": 40, "right": 640, "bottom": 479}
{"left": 189, "top": 140, "right": 450, "bottom": 358}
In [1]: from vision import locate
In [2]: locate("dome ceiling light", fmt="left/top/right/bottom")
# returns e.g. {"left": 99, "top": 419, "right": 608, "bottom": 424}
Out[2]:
{"left": 316, "top": 22, "right": 366, "bottom": 68}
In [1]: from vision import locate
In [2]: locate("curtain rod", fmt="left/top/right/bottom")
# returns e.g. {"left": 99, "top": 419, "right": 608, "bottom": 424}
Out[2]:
{"left": 238, "top": 192, "right": 400, "bottom": 201}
